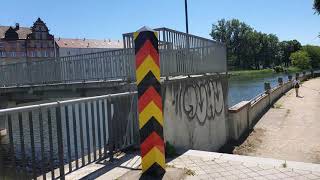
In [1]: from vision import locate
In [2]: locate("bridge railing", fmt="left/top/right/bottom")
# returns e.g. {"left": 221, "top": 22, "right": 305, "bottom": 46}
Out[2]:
{"left": 0, "top": 28, "right": 226, "bottom": 87}
{"left": 123, "top": 27, "right": 227, "bottom": 76}
{"left": 0, "top": 92, "right": 138, "bottom": 179}
{"left": 0, "top": 48, "right": 136, "bottom": 87}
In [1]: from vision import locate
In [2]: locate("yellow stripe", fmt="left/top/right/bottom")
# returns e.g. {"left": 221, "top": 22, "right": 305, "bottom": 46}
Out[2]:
{"left": 139, "top": 101, "right": 163, "bottom": 129}
{"left": 154, "top": 32, "right": 158, "bottom": 39}
{"left": 134, "top": 32, "right": 139, "bottom": 41}
{"left": 142, "top": 146, "right": 165, "bottom": 172}
{"left": 136, "top": 55, "right": 160, "bottom": 85}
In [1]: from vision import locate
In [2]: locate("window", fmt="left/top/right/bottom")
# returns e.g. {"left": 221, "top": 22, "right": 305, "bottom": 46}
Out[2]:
{"left": 37, "top": 51, "right": 41, "bottom": 57}
{"left": 0, "top": 51, "right": 5, "bottom": 57}
{"left": 44, "top": 51, "right": 48, "bottom": 57}
{"left": 30, "top": 51, "right": 36, "bottom": 57}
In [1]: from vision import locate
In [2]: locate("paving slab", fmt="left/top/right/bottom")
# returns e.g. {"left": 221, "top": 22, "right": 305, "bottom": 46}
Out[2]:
{"left": 64, "top": 150, "right": 320, "bottom": 179}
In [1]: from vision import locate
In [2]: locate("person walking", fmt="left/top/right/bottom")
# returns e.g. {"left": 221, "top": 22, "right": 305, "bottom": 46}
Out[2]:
{"left": 293, "top": 77, "right": 300, "bottom": 97}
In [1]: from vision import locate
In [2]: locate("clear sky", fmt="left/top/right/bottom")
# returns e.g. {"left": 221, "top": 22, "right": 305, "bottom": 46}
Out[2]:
{"left": 0, "top": 0, "right": 319, "bottom": 45}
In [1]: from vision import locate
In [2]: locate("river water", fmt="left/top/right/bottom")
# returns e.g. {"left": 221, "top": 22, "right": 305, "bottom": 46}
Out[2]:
{"left": 228, "top": 73, "right": 290, "bottom": 106}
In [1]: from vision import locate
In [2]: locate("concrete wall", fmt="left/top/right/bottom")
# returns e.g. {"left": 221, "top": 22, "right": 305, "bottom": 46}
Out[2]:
{"left": 162, "top": 75, "right": 229, "bottom": 151}
{"left": 228, "top": 74, "right": 311, "bottom": 141}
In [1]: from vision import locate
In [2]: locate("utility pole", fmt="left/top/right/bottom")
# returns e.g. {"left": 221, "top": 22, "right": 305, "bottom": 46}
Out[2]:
{"left": 185, "top": 0, "right": 189, "bottom": 34}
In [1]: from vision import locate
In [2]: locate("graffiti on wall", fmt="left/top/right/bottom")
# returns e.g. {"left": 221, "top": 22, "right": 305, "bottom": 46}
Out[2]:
{"left": 172, "top": 79, "right": 225, "bottom": 125}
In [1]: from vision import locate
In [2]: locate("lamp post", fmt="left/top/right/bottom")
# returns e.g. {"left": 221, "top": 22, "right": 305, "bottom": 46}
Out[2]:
{"left": 185, "top": 0, "right": 189, "bottom": 34}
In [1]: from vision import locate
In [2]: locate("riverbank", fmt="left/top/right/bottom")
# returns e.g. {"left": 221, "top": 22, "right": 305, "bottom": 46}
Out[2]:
{"left": 229, "top": 67, "right": 302, "bottom": 80}
{"left": 233, "top": 77, "right": 320, "bottom": 164}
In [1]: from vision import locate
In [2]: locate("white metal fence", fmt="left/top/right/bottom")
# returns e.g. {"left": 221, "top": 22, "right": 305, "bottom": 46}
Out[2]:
{"left": 0, "top": 92, "right": 138, "bottom": 179}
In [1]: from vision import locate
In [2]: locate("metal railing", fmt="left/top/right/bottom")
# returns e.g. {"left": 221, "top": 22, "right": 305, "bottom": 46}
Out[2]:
{"left": 0, "top": 48, "right": 135, "bottom": 87}
{"left": 0, "top": 92, "right": 138, "bottom": 179}
{"left": 0, "top": 28, "right": 226, "bottom": 87}
{"left": 122, "top": 27, "right": 219, "bottom": 49}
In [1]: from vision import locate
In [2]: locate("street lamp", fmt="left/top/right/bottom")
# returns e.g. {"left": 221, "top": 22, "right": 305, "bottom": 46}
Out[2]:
{"left": 185, "top": 0, "right": 189, "bottom": 34}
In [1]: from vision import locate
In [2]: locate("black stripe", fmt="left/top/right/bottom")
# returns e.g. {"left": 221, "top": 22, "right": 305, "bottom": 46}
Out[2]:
{"left": 142, "top": 162, "right": 165, "bottom": 177}
{"left": 140, "top": 117, "right": 164, "bottom": 143}
{"left": 138, "top": 71, "right": 161, "bottom": 98}
{"left": 135, "top": 31, "right": 158, "bottom": 54}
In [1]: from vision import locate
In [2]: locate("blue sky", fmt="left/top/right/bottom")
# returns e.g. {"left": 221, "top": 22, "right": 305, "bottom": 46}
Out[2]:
{"left": 0, "top": 0, "right": 319, "bottom": 45}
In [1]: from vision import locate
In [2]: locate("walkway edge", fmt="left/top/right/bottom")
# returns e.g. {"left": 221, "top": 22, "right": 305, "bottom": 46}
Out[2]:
{"left": 183, "top": 150, "right": 320, "bottom": 172}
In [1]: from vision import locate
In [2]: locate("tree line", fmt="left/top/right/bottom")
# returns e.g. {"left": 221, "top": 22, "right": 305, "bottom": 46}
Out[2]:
{"left": 210, "top": 19, "right": 320, "bottom": 70}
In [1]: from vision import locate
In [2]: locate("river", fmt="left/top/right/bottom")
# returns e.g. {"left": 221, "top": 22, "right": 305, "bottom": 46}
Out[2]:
{"left": 228, "top": 73, "right": 290, "bottom": 106}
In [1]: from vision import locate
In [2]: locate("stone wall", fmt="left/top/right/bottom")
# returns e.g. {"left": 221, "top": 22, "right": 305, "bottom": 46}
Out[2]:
{"left": 228, "top": 74, "right": 311, "bottom": 141}
{"left": 162, "top": 74, "right": 229, "bottom": 151}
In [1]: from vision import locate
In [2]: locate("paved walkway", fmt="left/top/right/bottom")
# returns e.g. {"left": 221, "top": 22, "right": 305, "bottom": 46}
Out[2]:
{"left": 65, "top": 150, "right": 320, "bottom": 179}
{"left": 235, "top": 77, "right": 320, "bottom": 164}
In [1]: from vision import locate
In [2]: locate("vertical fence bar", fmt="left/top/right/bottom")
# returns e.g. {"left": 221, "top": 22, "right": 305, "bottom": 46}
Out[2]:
{"left": 85, "top": 102, "right": 91, "bottom": 163}
{"left": 91, "top": 102, "right": 97, "bottom": 161}
{"left": 18, "top": 112, "right": 26, "bottom": 173}
{"left": 96, "top": 101, "right": 102, "bottom": 159}
{"left": 7, "top": 114, "right": 16, "bottom": 169}
{"left": 47, "top": 109, "right": 55, "bottom": 179}
{"left": 64, "top": 106, "right": 72, "bottom": 172}
{"left": 56, "top": 104, "right": 65, "bottom": 180}
{"left": 78, "top": 103, "right": 85, "bottom": 166}
{"left": 72, "top": 104, "right": 79, "bottom": 169}
{"left": 101, "top": 100, "right": 108, "bottom": 158}
{"left": 28, "top": 111, "right": 36, "bottom": 180}
{"left": 107, "top": 99, "right": 114, "bottom": 162}
{"left": 39, "top": 109, "right": 46, "bottom": 180}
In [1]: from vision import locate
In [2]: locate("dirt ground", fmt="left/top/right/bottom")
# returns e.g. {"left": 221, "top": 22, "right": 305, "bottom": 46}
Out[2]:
{"left": 234, "top": 77, "right": 320, "bottom": 164}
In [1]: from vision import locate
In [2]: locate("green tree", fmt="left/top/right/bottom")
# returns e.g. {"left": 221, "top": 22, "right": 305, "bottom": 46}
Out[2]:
{"left": 210, "top": 19, "right": 301, "bottom": 70}
{"left": 315, "top": 0, "right": 320, "bottom": 14}
{"left": 303, "top": 45, "right": 320, "bottom": 68}
{"left": 278, "top": 40, "right": 302, "bottom": 67}
{"left": 290, "top": 50, "right": 311, "bottom": 69}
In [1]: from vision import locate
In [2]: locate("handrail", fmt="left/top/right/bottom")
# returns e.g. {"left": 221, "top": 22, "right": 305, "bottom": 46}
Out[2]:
{"left": 0, "top": 91, "right": 137, "bottom": 116}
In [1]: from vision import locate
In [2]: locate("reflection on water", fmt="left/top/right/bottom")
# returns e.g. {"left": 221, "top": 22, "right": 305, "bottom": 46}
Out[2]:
{"left": 228, "top": 73, "right": 289, "bottom": 106}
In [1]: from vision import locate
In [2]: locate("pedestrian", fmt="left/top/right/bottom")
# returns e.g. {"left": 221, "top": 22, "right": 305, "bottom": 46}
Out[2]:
{"left": 293, "top": 77, "right": 300, "bottom": 97}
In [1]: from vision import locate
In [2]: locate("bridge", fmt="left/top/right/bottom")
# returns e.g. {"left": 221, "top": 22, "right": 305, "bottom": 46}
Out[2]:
{"left": 0, "top": 28, "right": 228, "bottom": 179}
{"left": 0, "top": 28, "right": 226, "bottom": 109}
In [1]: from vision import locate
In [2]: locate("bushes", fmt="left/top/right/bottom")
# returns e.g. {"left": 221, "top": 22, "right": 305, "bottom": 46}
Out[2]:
{"left": 273, "top": 66, "right": 285, "bottom": 73}
{"left": 290, "top": 50, "right": 311, "bottom": 69}
{"left": 302, "top": 45, "right": 320, "bottom": 68}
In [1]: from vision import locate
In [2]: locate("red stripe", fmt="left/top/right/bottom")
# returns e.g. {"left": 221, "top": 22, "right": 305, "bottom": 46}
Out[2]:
{"left": 136, "top": 40, "right": 159, "bottom": 69}
{"left": 138, "top": 87, "right": 162, "bottom": 113}
{"left": 140, "top": 131, "right": 165, "bottom": 157}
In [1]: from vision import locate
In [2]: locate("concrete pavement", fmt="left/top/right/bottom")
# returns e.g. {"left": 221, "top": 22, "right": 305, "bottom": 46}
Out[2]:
{"left": 64, "top": 150, "right": 320, "bottom": 179}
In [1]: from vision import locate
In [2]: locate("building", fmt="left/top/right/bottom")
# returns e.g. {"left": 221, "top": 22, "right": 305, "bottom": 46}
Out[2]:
{"left": 0, "top": 18, "right": 59, "bottom": 65}
{"left": 0, "top": 18, "right": 123, "bottom": 64}
{"left": 56, "top": 38, "right": 123, "bottom": 57}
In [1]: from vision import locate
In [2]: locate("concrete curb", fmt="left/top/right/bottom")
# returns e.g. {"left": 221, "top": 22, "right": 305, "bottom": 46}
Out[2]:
{"left": 182, "top": 150, "right": 320, "bottom": 172}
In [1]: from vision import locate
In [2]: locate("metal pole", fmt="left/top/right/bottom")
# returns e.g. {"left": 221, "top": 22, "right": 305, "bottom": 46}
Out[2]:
{"left": 185, "top": 0, "right": 189, "bottom": 34}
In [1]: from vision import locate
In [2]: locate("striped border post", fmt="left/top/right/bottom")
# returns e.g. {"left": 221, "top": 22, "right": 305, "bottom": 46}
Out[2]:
{"left": 134, "top": 27, "right": 165, "bottom": 176}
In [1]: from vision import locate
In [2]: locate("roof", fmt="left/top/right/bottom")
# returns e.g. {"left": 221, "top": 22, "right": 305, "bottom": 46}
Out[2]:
{"left": 0, "top": 26, "right": 32, "bottom": 39}
{"left": 0, "top": 25, "right": 123, "bottom": 49}
{"left": 56, "top": 38, "right": 123, "bottom": 49}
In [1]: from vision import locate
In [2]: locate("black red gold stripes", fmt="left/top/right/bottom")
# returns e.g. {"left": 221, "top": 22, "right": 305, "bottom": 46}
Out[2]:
{"left": 134, "top": 28, "right": 165, "bottom": 176}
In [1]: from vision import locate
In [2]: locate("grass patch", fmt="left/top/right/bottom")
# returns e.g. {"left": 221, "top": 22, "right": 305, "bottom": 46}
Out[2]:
{"left": 282, "top": 161, "right": 287, "bottom": 168}
{"left": 229, "top": 69, "right": 274, "bottom": 80}
{"left": 286, "top": 66, "right": 302, "bottom": 74}
{"left": 184, "top": 168, "right": 195, "bottom": 176}
{"left": 273, "top": 103, "right": 283, "bottom": 109}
